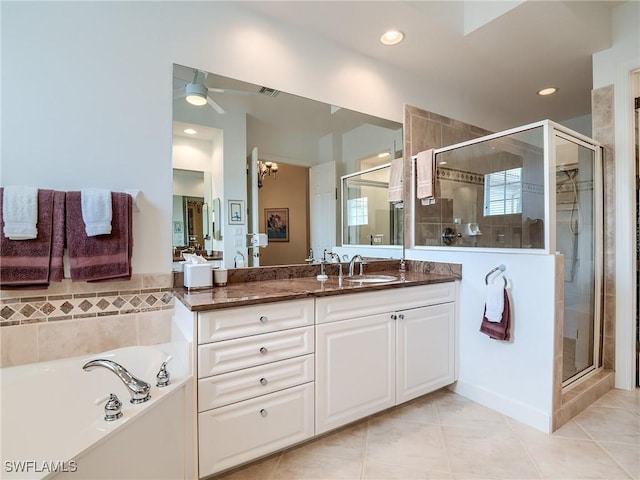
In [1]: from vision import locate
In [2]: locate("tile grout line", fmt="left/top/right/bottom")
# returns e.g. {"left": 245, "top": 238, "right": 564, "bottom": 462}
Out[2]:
{"left": 503, "top": 413, "right": 544, "bottom": 479}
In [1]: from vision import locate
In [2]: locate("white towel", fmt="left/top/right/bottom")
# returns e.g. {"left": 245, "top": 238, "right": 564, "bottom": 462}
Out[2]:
{"left": 81, "top": 188, "right": 112, "bottom": 236}
{"left": 2, "top": 186, "right": 38, "bottom": 240}
{"left": 387, "top": 157, "right": 403, "bottom": 203}
{"left": 485, "top": 279, "right": 505, "bottom": 323}
{"left": 416, "top": 149, "right": 436, "bottom": 205}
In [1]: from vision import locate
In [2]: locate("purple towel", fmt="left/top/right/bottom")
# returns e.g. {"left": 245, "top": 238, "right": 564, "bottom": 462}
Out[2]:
{"left": 0, "top": 188, "right": 64, "bottom": 288}
{"left": 66, "top": 191, "right": 132, "bottom": 282}
{"left": 480, "top": 289, "right": 511, "bottom": 341}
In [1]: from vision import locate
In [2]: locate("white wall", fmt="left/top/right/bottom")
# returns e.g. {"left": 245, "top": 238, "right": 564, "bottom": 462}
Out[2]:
{"left": 592, "top": 0, "right": 640, "bottom": 390}
{"left": 408, "top": 248, "right": 557, "bottom": 432}
{"left": 1, "top": 1, "right": 514, "bottom": 275}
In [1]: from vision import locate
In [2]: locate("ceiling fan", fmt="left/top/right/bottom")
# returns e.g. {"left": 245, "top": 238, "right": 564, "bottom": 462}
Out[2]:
{"left": 173, "top": 69, "right": 261, "bottom": 114}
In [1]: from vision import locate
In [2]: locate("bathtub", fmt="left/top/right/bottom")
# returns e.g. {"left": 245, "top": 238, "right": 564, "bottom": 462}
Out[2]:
{"left": 1, "top": 340, "right": 194, "bottom": 479}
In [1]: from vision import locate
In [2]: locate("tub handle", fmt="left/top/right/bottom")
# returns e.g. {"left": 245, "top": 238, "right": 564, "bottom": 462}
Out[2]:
{"left": 95, "top": 393, "right": 123, "bottom": 422}
{"left": 156, "top": 355, "right": 173, "bottom": 388}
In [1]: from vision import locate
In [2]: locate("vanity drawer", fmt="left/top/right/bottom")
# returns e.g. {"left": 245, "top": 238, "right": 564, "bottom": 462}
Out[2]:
{"left": 198, "top": 326, "right": 314, "bottom": 377}
{"left": 198, "top": 298, "right": 314, "bottom": 344}
{"left": 198, "top": 383, "right": 314, "bottom": 477}
{"left": 198, "top": 354, "right": 314, "bottom": 411}
{"left": 315, "top": 282, "right": 456, "bottom": 324}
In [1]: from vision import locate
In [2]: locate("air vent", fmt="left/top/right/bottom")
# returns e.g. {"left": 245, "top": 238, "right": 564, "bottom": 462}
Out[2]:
{"left": 259, "top": 87, "right": 280, "bottom": 97}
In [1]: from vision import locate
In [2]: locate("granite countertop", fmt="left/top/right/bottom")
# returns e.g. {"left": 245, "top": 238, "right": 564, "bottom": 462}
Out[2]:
{"left": 174, "top": 261, "right": 460, "bottom": 311}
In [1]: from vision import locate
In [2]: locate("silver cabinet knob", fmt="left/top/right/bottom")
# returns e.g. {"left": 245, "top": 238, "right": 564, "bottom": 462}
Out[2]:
{"left": 260, "top": 409, "right": 268, "bottom": 417}
{"left": 259, "top": 347, "right": 268, "bottom": 355}
{"left": 259, "top": 316, "right": 268, "bottom": 324}
{"left": 260, "top": 377, "right": 268, "bottom": 386}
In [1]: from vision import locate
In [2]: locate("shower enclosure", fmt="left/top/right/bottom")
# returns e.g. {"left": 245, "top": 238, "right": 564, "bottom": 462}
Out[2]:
{"left": 555, "top": 134, "right": 601, "bottom": 384}
{"left": 412, "top": 120, "right": 603, "bottom": 386}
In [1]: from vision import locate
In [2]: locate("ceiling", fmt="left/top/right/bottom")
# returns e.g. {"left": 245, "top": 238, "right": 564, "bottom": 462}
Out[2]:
{"left": 173, "top": 1, "right": 622, "bottom": 163}
{"left": 242, "top": 0, "right": 619, "bottom": 126}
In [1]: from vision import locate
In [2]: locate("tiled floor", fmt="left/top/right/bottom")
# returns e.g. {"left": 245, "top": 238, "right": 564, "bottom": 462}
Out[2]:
{"left": 215, "top": 387, "right": 639, "bottom": 480}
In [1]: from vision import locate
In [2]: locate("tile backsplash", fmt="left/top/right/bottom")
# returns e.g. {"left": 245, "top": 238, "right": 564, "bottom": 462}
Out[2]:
{"left": 0, "top": 273, "right": 175, "bottom": 367}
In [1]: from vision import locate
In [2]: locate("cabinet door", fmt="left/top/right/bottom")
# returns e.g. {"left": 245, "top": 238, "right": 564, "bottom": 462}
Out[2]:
{"left": 198, "top": 354, "right": 314, "bottom": 411}
{"left": 198, "top": 299, "right": 314, "bottom": 344}
{"left": 198, "top": 326, "right": 314, "bottom": 377}
{"left": 396, "top": 303, "right": 456, "bottom": 405}
{"left": 316, "top": 313, "right": 395, "bottom": 435}
{"left": 198, "top": 383, "right": 314, "bottom": 477}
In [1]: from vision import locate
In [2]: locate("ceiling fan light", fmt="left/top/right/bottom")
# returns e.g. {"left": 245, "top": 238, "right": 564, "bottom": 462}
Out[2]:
{"left": 185, "top": 83, "right": 208, "bottom": 106}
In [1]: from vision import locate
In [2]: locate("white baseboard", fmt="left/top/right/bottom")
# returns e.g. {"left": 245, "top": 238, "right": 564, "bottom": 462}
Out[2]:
{"left": 450, "top": 380, "right": 552, "bottom": 434}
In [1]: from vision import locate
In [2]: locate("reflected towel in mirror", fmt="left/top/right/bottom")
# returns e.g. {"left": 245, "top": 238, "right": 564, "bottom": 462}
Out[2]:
{"left": 416, "top": 149, "right": 436, "bottom": 205}
{"left": 387, "top": 157, "right": 403, "bottom": 203}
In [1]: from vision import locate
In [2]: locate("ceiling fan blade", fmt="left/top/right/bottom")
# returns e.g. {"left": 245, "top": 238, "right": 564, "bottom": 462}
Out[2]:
{"left": 208, "top": 87, "right": 259, "bottom": 96}
{"left": 207, "top": 95, "right": 226, "bottom": 114}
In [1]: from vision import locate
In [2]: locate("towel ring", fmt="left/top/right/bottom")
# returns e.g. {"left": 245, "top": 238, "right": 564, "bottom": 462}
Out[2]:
{"left": 485, "top": 265, "right": 507, "bottom": 286}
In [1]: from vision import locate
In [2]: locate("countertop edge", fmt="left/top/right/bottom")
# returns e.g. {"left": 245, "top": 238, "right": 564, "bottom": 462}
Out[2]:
{"left": 174, "top": 273, "right": 458, "bottom": 312}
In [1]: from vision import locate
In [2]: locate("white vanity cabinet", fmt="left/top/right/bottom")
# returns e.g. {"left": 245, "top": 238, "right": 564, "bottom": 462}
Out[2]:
{"left": 315, "top": 282, "right": 457, "bottom": 435}
{"left": 195, "top": 299, "right": 315, "bottom": 478}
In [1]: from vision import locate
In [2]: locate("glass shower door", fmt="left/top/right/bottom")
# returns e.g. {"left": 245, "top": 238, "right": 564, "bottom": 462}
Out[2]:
{"left": 556, "top": 133, "right": 602, "bottom": 384}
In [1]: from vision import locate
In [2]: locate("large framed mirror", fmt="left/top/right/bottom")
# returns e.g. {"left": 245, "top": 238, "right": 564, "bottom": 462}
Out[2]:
{"left": 172, "top": 64, "right": 403, "bottom": 267}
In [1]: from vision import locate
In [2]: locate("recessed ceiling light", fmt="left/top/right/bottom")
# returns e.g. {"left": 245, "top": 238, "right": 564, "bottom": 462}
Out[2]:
{"left": 184, "top": 128, "right": 197, "bottom": 135}
{"left": 378, "top": 152, "right": 391, "bottom": 158}
{"left": 438, "top": 161, "right": 448, "bottom": 165}
{"left": 380, "top": 29, "right": 404, "bottom": 46}
{"left": 537, "top": 87, "right": 558, "bottom": 96}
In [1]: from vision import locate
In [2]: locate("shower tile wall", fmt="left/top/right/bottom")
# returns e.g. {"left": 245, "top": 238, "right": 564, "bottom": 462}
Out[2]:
{"left": 403, "top": 105, "right": 492, "bottom": 246}
{"left": 592, "top": 85, "right": 615, "bottom": 370}
{"left": 408, "top": 114, "right": 546, "bottom": 249}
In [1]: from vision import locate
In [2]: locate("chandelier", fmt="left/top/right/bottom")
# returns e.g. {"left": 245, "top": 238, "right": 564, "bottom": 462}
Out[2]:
{"left": 258, "top": 161, "right": 278, "bottom": 188}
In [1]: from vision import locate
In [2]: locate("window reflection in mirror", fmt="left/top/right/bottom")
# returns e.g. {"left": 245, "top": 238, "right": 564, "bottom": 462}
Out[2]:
{"left": 342, "top": 163, "right": 403, "bottom": 247}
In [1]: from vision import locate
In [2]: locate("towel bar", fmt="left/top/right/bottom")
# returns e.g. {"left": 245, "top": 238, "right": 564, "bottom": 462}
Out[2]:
{"left": 485, "top": 264, "right": 506, "bottom": 285}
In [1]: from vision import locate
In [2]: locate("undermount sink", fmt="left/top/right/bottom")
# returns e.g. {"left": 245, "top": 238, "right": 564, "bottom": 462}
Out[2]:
{"left": 344, "top": 274, "right": 398, "bottom": 283}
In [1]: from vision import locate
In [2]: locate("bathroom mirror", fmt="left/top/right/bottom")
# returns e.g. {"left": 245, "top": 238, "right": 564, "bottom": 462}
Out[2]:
{"left": 342, "top": 163, "right": 403, "bottom": 247}
{"left": 172, "top": 64, "right": 403, "bottom": 266}
{"left": 172, "top": 168, "right": 213, "bottom": 257}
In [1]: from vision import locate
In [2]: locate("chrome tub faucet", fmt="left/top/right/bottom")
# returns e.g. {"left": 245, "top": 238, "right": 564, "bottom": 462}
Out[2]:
{"left": 83, "top": 359, "right": 151, "bottom": 404}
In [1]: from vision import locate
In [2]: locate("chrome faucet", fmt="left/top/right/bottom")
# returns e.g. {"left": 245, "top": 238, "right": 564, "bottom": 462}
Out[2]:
{"left": 83, "top": 359, "right": 151, "bottom": 404}
{"left": 348, "top": 254, "right": 365, "bottom": 277}
{"left": 328, "top": 252, "right": 344, "bottom": 285}
{"left": 234, "top": 251, "right": 246, "bottom": 268}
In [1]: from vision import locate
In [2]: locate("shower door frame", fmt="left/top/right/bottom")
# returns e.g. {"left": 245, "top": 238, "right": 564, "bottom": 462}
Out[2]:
{"left": 551, "top": 129, "right": 604, "bottom": 388}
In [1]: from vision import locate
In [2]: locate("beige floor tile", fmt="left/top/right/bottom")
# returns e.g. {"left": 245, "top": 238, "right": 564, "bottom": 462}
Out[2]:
{"left": 599, "top": 441, "right": 640, "bottom": 480}
{"left": 293, "top": 422, "right": 367, "bottom": 461}
{"left": 509, "top": 417, "right": 591, "bottom": 441}
{"left": 366, "top": 417, "right": 450, "bottom": 472}
{"left": 591, "top": 388, "right": 640, "bottom": 414}
{"left": 442, "top": 424, "right": 540, "bottom": 479}
{"left": 517, "top": 435, "right": 631, "bottom": 479}
{"left": 432, "top": 391, "right": 508, "bottom": 429}
{"left": 363, "top": 461, "right": 453, "bottom": 479}
{"left": 381, "top": 395, "right": 440, "bottom": 425}
{"left": 573, "top": 406, "right": 640, "bottom": 445}
{"left": 273, "top": 448, "right": 363, "bottom": 479}
{"left": 214, "top": 454, "right": 281, "bottom": 480}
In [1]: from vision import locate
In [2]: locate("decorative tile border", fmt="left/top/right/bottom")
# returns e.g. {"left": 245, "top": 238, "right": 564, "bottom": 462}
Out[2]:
{"left": 0, "top": 274, "right": 174, "bottom": 326}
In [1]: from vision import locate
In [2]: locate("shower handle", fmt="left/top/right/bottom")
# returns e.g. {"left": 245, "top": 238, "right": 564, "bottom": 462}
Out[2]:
{"left": 442, "top": 227, "right": 461, "bottom": 245}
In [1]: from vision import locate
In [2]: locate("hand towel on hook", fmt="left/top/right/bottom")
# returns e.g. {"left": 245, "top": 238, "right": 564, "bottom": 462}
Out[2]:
{"left": 484, "top": 275, "right": 505, "bottom": 322}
